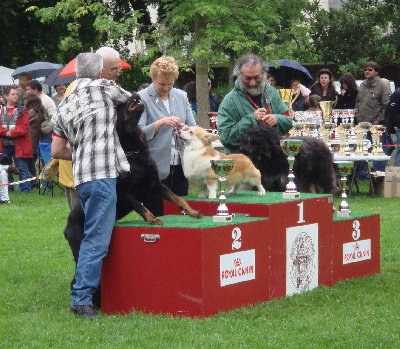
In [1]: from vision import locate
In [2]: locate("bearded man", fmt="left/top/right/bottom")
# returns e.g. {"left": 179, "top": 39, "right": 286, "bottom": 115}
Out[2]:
{"left": 218, "top": 53, "right": 292, "bottom": 154}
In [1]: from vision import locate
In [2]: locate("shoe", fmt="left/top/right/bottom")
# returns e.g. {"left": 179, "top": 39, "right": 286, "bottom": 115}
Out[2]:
{"left": 0, "top": 200, "right": 10, "bottom": 204}
{"left": 7, "top": 165, "right": 19, "bottom": 175}
{"left": 69, "top": 304, "right": 101, "bottom": 319}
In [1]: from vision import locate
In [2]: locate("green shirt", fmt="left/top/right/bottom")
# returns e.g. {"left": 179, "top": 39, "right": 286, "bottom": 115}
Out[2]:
{"left": 218, "top": 80, "right": 292, "bottom": 154}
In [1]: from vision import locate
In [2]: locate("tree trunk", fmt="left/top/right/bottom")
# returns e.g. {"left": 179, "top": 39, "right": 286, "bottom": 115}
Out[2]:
{"left": 194, "top": 13, "right": 210, "bottom": 129}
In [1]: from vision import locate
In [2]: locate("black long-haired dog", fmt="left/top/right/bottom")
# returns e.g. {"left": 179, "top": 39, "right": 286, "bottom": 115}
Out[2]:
{"left": 240, "top": 124, "right": 337, "bottom": 194}
{"left": 64, "top": 93, "right": 202, "bottom": 306}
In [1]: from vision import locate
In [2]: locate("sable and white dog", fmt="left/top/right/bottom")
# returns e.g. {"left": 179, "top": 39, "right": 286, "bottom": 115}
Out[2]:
{"left": 179, "top": 126, "right": 265, "bottom": 199}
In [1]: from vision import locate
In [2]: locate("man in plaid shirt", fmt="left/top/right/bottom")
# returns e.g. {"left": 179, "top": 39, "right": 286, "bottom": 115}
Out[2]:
{"left": 51, "top": 52, "right": 131, "bottom": 319}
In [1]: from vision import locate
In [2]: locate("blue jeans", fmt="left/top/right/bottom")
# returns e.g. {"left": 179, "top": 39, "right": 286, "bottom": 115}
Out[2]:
{"left": 395, "top": 128, "right": 400, "bottom": 166}
{"left": 71, "top": 178, "right": 117, "bottom": 306}
{"left": 14, "top": 158, "right": 32, "bottom": 193}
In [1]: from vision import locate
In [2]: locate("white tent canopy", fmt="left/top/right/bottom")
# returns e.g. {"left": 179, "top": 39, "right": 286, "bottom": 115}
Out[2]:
{"left": 0, "top": 66, "right": 18, "bottom": 86}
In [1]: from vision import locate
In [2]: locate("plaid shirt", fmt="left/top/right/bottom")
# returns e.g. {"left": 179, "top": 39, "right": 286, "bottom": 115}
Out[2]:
{"left": 51, "top": 78, "right": 130, "bottom": 186}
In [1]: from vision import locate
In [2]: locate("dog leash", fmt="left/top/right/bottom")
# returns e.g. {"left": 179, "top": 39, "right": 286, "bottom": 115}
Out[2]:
{"left": 244, "top": 91, "right": 272, "bottom": 114}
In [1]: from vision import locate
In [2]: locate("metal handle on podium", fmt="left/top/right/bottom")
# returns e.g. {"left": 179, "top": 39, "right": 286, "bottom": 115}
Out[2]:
{"left": 232, "top": 213, "right": 251, "bottom": 217}
{"left": 141, "top": 234, "right": 160, "bottom": 243}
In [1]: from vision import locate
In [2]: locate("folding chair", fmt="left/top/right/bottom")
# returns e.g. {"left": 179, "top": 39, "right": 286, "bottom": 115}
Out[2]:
{"left": 38, "top": 142, "right": 65, "bottom": 197}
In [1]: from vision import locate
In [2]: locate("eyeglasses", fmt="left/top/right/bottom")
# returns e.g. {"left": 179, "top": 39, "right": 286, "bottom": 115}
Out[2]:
{"left": 243, "top": 75, "right": 262, "bottom": 83}
{"left": 364, "top": 68, "right": 374, "bottom": 72}
{"left": 103, "top": 66, "right": 122, "bottom": 74}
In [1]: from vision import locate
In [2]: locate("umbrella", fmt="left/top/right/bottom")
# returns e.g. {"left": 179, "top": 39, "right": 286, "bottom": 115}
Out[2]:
{"left": 59, "top": 57, "right": 131, "bottom": 77}
{"left": 11, "top": 62, "right": 62, "bottom": 79}
{"left": 43, "top": 67, "right": 76, "bottom": 86}
{"left": 267, "top": 59, "right": 313, "bottom": 88}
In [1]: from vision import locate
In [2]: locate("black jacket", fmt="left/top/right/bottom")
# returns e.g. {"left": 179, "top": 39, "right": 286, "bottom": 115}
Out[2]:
{"left": 385, "top": 88, "right": 400, "bottom": 134}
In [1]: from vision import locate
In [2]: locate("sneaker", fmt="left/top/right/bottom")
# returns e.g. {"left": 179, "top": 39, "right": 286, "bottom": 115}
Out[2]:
{"left": 0, "top": 200, "right": 10, "bottom": 204}
{"left": 69, "top": 304, "right": 101, "bottom": 319}
{"left": 6, "top": 165, "right": 19, "bottom": 175}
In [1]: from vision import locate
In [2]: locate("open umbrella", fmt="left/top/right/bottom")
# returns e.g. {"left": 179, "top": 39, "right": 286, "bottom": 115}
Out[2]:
{"left": 267, "top": 59, "right": 313, "bottom": 88}
{"left": 59, "top": 57, "right": 131, "bottom": 77}
{"left": 43, "top": 67, "right": 75, "bottom": 86}
{"left": 11, "top": 62, "right": 62, "bottom": 79}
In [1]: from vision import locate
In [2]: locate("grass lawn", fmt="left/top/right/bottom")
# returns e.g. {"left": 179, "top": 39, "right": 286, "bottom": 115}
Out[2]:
{"left": 1, "top": 182, "right": 399, "bottom": 349}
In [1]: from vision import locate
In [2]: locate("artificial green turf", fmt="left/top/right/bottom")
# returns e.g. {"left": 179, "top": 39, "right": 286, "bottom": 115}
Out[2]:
{"left": 1, "top": 183, "right": 399, "bottom": 348}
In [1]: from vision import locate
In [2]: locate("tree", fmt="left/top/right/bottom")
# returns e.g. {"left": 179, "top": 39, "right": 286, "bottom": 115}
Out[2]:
{"left": 148, "top": 0, "right": 312, "bottom": 126}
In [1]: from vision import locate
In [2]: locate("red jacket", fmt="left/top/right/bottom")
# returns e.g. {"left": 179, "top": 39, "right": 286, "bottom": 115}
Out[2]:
{"left": 0, "top": 106, "right": 33, "bottom": 158}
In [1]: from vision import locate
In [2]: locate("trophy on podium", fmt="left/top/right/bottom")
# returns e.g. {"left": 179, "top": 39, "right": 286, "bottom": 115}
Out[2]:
{"left": 210, "top": 159, "right": 235, "bottom": 222}
{"left": 335, "top": 161, "right": 354, "bottom": 217}
{"left": 280, "top": 139, "right": 303, "bottom": 199}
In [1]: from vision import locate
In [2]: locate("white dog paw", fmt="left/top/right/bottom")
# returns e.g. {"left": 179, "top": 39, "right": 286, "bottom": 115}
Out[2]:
{"left": 258, "top": 187, "right": 266, "bottom": 196}
{"left": 198, "top": 191, "right": 207, "bottom": 199}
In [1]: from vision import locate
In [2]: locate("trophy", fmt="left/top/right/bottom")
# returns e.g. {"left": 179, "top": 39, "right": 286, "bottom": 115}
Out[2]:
{"left": 317, "top": 101, "right": 333, "bottom": 122}
{"left": 359, "top": 122, "right": 371, "bottom": 154}
{"left": 335, "top": 161, "right": 354, "bottom": 217}
{"left": 280, "top": 139, "right": 303, "bottom": 199}
{"left": 375, "top": 125, "right": 386, "bottom": 154}
{"left": 353, "top": 125, "right": 364, "bottom": 154}
{"left": 207, "top": 112, "right": 218, "bottom": 134}
{"left": 341, "top": 122, "right": 352, "bottom": 154}
{"left": 210, "top": 159, "right": 235, "bottom": 222}
{"left": 278, "top": 89, "right": 293, "bottom": 115}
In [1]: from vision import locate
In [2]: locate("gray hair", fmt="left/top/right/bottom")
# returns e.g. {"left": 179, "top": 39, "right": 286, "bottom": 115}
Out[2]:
{"left": 96, "top": 47, "right": 120, "bottom": 60}
{"left": 75, "top": 53, "right": 103, "bottom": 79}
{"left": 233, "top": 53, "right": 269, "bottom": 77}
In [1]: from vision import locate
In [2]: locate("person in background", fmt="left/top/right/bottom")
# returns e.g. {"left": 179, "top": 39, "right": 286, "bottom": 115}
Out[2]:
{"left": 24, "top": 92, "right": 46, "bottom": 190}
{"left": 290, "top": 78, "right": 309, "bottom": 112}
{"left": 52, "top": 84, "right": 66, "bottom": 107}
{"left": 384, "top": 86, "right": 400, "bottom": 166}
{"left": 308, "top": 94, "right": 322, "bottom": 111}
{"left": 218, "top": 53, "right": 292, "bottom": 154}
{"left": 310, "top": 68, "right": 338, "bottom": 107}
{"left": 96, "top": 46, "right": 122, "bottom": 82}
{"left": 208, "top": 78, "right": 220, "bottom": 112}
{"left": 182, "top": 81, "right": 197, "bottom": 120}
{"left": 267, "top": 74, "right": 277, "bottom": 87}
{"left": 25, "top": 79, "right": 56, "bottom": 143}
{"left": 51, "top": 52, "right": 131, "bottom": 319}
{"left": 138, "top": 56, "right": 196, "bottom": 216}
{"left": 336, "top": 73, "right": 358, "bottom": 110}
{"left": 0, "top": 153, "right": 19, "bottom": 203}
{"left": 138, "top": 83, "right": 150, "bottom": 91}
{"left": 0, "top": 86, "right": 33, "bottom": 193}
{"left": 355, "top": 61, "right": 392, "bottom": 172}
{"left": 17, "top": 72, "right": 33, "bottom": 105}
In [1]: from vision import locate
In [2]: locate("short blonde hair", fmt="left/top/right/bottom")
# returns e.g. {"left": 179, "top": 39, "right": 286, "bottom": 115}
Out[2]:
{"left": 150, "top": 56, "right": 179, "bottom": 80}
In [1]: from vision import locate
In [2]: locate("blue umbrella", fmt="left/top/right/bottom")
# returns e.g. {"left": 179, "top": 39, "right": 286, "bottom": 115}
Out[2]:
{"left": 267, "top": 59, "right": 313, "bottom": 88}
{"left": 43, "top": 67, "right": 75, "bottom": 86}
{"left": 11, "top": 62, "right": 62, "bottom": 79}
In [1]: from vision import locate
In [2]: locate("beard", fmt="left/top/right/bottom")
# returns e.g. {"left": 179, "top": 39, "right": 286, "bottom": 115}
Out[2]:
{"left": 238, "top": 75, "right": 266, "bottom": 97}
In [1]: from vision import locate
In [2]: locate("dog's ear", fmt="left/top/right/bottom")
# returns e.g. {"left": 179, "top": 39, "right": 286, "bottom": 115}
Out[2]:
{"left": 204, "top": 133, "right": 220, "bottom": 143}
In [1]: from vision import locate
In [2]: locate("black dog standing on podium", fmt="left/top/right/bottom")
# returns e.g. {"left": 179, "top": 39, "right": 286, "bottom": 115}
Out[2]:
{"left": 240, "top": 124, "right": 337, "bottom": 195}
{"left": 64, "top": 93, "right": 202, "bottom": 307}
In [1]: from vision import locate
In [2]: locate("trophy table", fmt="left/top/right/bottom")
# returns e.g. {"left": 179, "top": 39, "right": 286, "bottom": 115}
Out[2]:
{"left": 210, "top": 159, "right": 235, "bottom": 222}
{"left": 280, "top": 139, "right": 303, "bottom": 199}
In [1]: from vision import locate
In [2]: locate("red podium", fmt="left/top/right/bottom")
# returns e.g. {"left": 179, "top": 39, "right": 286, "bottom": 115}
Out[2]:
{"left": 165, "top": 192, "right": 335, "bottom": 298}
{"left": 101, "top": 216, "right": 270, "bottom": 318}
{"left": 101, "top": 192, "right": 381, "bottom": 317}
